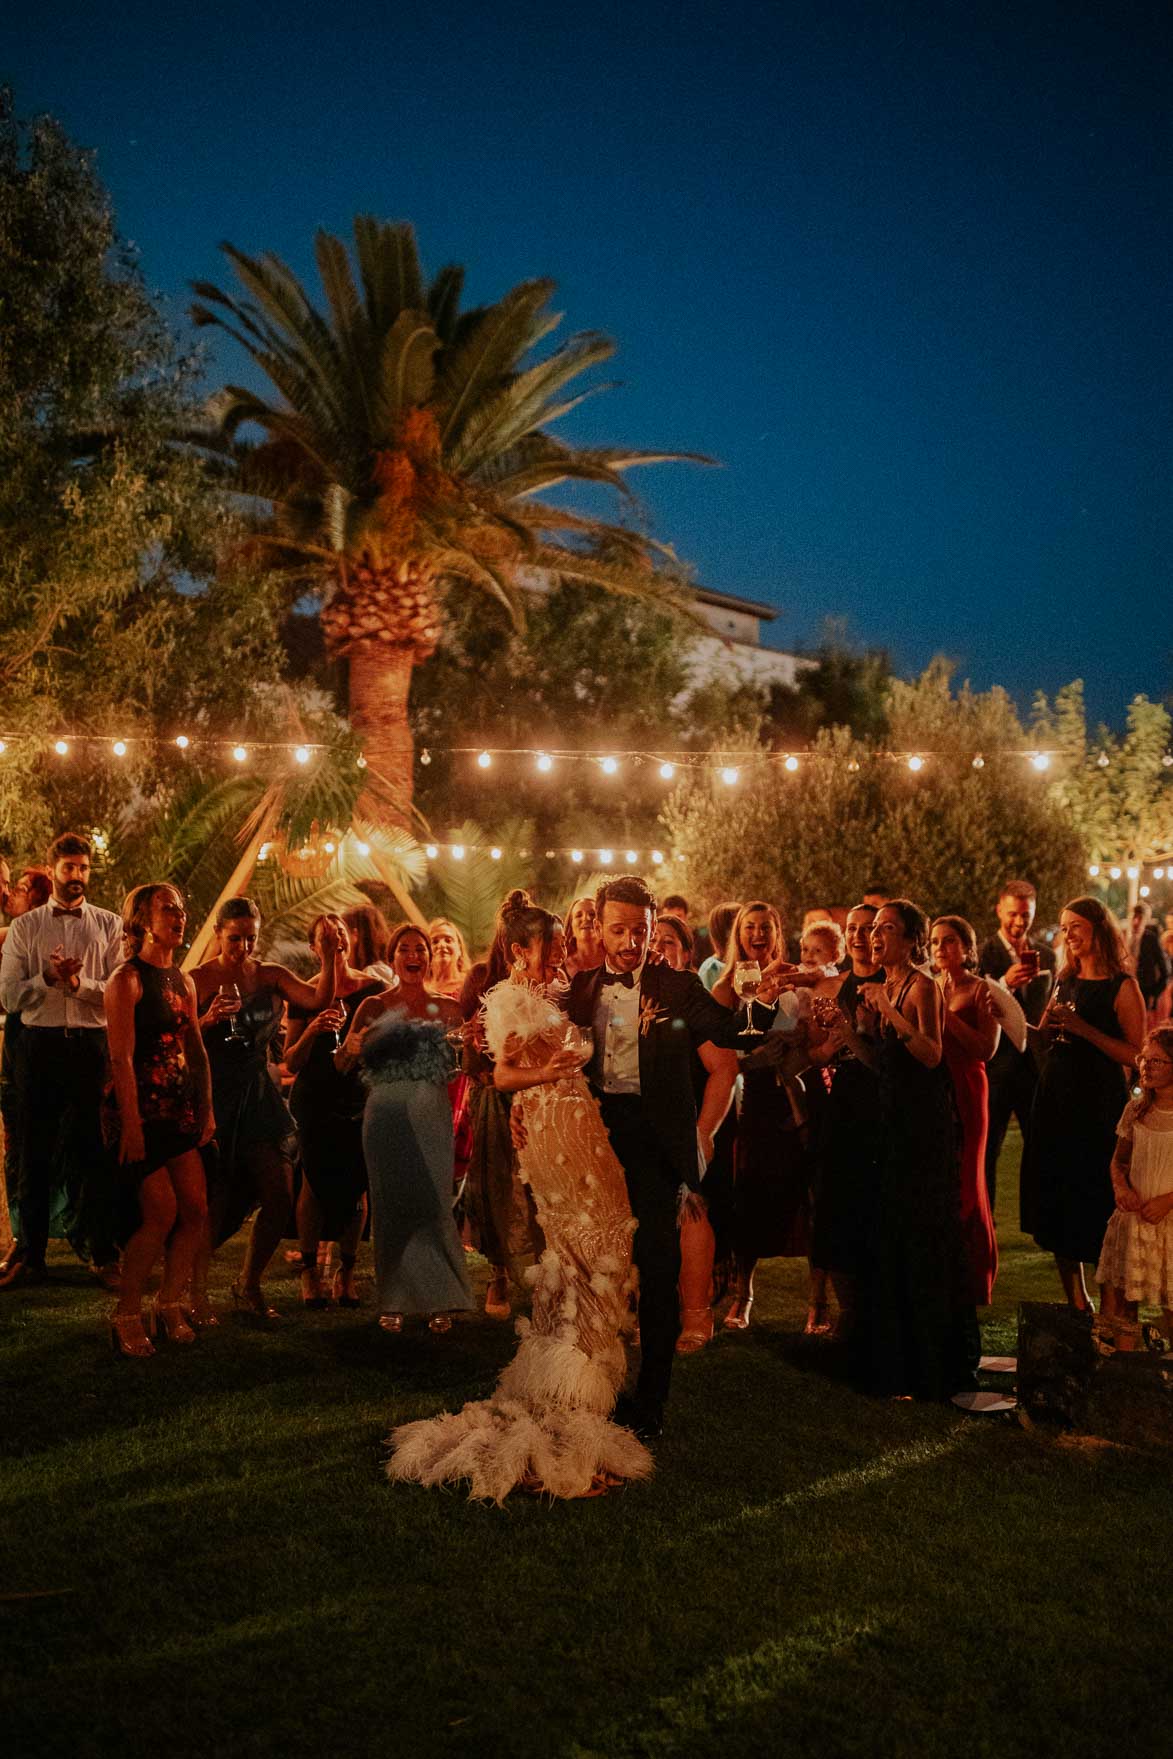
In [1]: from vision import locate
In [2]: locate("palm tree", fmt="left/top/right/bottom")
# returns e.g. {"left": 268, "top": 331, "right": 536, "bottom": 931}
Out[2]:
{"left": 190, "top": 217, "right": 708, "bottom": 820}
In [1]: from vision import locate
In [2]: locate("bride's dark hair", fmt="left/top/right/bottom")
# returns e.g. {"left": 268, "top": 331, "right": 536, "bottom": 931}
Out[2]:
{"left": 500, "top": 889, "right": 562, "bottom": 971}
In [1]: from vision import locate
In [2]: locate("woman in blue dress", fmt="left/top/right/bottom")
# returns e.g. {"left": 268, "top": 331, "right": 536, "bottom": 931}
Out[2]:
{"left": 335, "top": 923, "right": 470, "bottom": 1333}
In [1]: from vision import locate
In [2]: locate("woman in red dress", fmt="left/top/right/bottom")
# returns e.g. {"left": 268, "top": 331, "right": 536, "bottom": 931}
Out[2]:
{"left": 930, "top": 915, "right": 1000, "bottom": 1304}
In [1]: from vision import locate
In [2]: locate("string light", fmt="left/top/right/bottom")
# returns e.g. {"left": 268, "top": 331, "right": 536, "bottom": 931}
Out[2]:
{"left": 419, "top": 750, "right": 431, "bottom": 766}
{"left": 477, "top": 751, "right": 492, "bottom": 769}
{"left": 1140, "top": 885, "right": 1151, "bottom": 898}
{"left": 1127, "top": 866, "right": 1140, "bottom": 879}
{"left": 424, "top": 844, "right": 439, "bottom": 859}
{"left": 972, "top": 754, "right": 984, "bottom": 769}
{"left": 784, "top": 755, "right": 799, "bottom": 773}
{"left": 659, "top": 762, "right": 676, "bottom": 781}
{"left": 0, "top": 741, "right": 6, "bottom": 755}
{"left": 1088, "top": 865, "right": 1100, "bottom": 877}
{"left": 651, "top": 850, "right": 664, "bottom": 865}
{"left": 112, "top": 740, "right": 128, "bottom": 758}
{"left": 1110, "top": 866, "right": 1122, "bottom": 879}
{"left": 1156, "top": 868, "right": 1166, "bottom": 880}
{"left": 625, "top": 849, "right": 638, "bottom": 865}
{"left": 175, "top": 735, "right": 190, "bottom": 749}
{"left": 600, "top": 757, "right": 619, "bottom": 775}
{"left": 490, "top": 847, "right": 502, "bottom": 861}
{"left": 54, "top": 740, "right": 68, "bottom": 756}
{"left": 232, "top": 746, "right": 248, "bottom": 764}
{"left": 451, "top": 845, "right": 465, "bottom": 860}
{"left": 599, "top": 849, "right": 613, "bottom": 866}
{"left": 293, "top": 746, "right": 310, "bottom": 765}
{"left": 1031, "top": 753, "right": 1050, "bottom": 772}
{"left": 536, "top": 753, "right": 553, "bottom": 773}
{"left": 720, "top": 767, "right": 739, "bottom": 786}
{"left": 571, "top": 850, "right": 583, "bottom": 863}
{"left": 355, "top": 841, "right": 370, "bottom": 857}
{"left": 1097, "top": 752, "right": 1110, "bottom": 768}
{"left": 907, "top": 755, "right": 924, "bottom": 773}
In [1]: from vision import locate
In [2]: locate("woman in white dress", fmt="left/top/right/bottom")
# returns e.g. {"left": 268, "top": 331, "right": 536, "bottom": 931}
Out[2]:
{"left": 387, "top": 891, "right": 653, "bottom": 1501}
{"left": 1097, "top": 1025, "right": 1173, "bottom": 1342}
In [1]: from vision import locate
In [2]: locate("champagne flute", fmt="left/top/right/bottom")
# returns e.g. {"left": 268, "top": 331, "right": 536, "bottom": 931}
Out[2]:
{"left": 734, "top": 960, "right": 764, "bottom": 1038}
{"left": 219, "top": 982, "right": 244, "bottom": 1042}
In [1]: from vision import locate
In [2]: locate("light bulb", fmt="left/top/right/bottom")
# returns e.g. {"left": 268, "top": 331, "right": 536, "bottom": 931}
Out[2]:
{"left": 451, "top": 845, "right": 465, "bottom": 860}
{"left": 0, "top": 741, "right": 6, "bottom": 755}
{"left": 1140, "top": 884, "right": 1151, "bottom": 898}
{"left": 600, "top": 756, "right": 619, "bottom": 775}
{"left": 972, "top": 754, "right": 984, "bottom": 769}
{"left": 847, "top": 759, "right": 860, "bottom": 773}
{"left": 720, "top": 766, "right": 739, "bottom": 786}
{"left": 536, "top": 753, "right": 553, "bottom": 773}
{"left": 625, "top": 850, "right": 638, "bottom": 865}
{"left": 907, "top": 755, "right": 923, "bottom": 772}
{"left": 477, "top": 751, "right": 492, "bottom": 769}
{"left": 232, "top": 746, "right": 247, "bottom": 763}
{"left": 356, "top": 755, "right": 367, "bottom": 769}
{"left": 1088, "top": 865, "right": 1100, "bottom": 878}
{"left": 784, "top": 755, "right": 799, "bottom": 773}
{"left": 1031, "top": 753, "right": 1050, "bottom": 772}
{"left": 112, "top": 740, "right": 127, "bottom": 757}
{"left": 1109, "top": 866, "right": 1122, "bottom": 880}
{"left": 54, "top": 740, "right": 69, "bottom": 756}
{"left": 419, "top": 749, "right": 431, "bottom": 765}
{"left": 323, "top": 841, "right": 335, "bottom": 854}
{"left": 570, "top": 849, "right": 583, "bottom": 863}
{"left": 425, "top": 844, "right": 438, "bottom": 859}
{"left": 1155, "top": 868, "right": 1166, "bottom": 880}
{"left": 659, "top": 762, "right": 676, "bottom": 781}
{"left": 175, "top": 735, "right": 190, "bottom": 750}
{"left": 1097, "top": 752, "right": 1110, "bottom": 768}
{"left": 599, "top": 850, "right": 613, "bottom": 866}
{"left": 294, "top": 746, "right": 310, "bottom": 765}
{"left": 651, "top": 850, "right": 664, "bottom": 865}
{"left": 490, "top": 848, "right": 502, "bottom": 861}
{"left": 1127, "top": 866, "right": 1139, "bottom": 879}
{"left": 355, "top": 840, "right": 370, "bottom": 857}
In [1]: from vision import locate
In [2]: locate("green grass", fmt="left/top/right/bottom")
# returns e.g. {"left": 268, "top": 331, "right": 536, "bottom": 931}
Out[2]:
{"left": 1, "top": 1132, "right": 1169, "bottom": 1759}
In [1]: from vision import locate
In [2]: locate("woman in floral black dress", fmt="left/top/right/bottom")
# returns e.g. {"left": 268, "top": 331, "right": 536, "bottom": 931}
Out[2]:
{"left": 104, "top": 885, "right": 214, "bottom": 1358}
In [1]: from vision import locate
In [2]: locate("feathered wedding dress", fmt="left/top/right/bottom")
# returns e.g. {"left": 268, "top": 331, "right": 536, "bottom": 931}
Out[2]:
{"left": 386, "top": 979, "right": 653, "bottom": 1501}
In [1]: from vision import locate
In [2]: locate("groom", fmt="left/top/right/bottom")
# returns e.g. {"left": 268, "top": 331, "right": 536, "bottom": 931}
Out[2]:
{"left": 565, "top": 873, "right": 744, "bottom": 1441}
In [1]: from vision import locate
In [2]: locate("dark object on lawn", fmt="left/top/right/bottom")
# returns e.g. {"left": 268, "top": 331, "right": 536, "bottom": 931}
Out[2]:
{"left": 1017, "top": 1302, "right": 1173, "bottom": 1446}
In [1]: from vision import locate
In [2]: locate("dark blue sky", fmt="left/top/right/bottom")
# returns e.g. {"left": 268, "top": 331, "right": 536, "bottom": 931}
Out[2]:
{"left": 8, "top": 1, "right": 1171, "bottom": 720}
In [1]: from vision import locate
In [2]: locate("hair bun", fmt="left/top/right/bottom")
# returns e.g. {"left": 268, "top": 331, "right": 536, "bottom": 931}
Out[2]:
{"left": 502, "top": 888, "right": 532, "bottom": 912}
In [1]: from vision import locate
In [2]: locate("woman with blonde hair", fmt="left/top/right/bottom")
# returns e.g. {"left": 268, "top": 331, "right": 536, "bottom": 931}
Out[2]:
{"left": 564, "top": 896, "right": 603, "bottom": 978}
{"left": 428, "top": 918, "right": 469, "bottom": 1000}
{"left": 103, "top": 885, "right": 214, "bottom": 1357}
{"left": 1021, "top": 896, "right": 1145, "bottom": 1313}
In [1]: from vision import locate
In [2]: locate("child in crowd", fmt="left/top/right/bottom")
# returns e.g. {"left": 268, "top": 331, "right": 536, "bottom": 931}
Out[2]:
{"left": 1096, "top": 1025, "right": 1173, "bottom": 1348}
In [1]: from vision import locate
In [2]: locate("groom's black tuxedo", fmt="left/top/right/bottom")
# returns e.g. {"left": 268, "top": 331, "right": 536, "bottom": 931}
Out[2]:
{"left": 565, "top": 961, "right": 741, "bottom": 1412}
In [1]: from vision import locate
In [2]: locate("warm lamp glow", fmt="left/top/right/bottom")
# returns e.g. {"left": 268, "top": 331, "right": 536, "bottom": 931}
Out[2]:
{"left": 294, "top": 746, "right": 310, "bottom": 765}
{"left": 720, "top": 767, "right": 739, "bottom": 785}
{"left": 784, "top": 755, "right": 799, "bottom": 773}
{"left": 451, "top": 845, "right": 465, "bottom": 860}
{"left": 112, "top": 740, "right": 127, "bottom": 757}
{"left": 232, "top": 746, "right": 248, "bottom": 764}
{"left": 536, "top": 753, "right": 553, "bottom": 773}
{"left": 477, "top": 751, "right": 492, "bottom": 769}
{"left": 1031, "top": 753, "right": 1050, "bottom": 772}
{"left": 908, "top": 755, "right": 924, "bottom": 772}
{"left": 659, "top": 762, "right": 676, "bottom": 781}
{"left": 600, "top": 757, "right": 619, "bottom": 775}
{"left": 54, "top": 740, "right": 68, "bottom": 756}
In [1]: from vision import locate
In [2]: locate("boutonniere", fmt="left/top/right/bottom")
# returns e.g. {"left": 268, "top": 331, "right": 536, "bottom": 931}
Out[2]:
{"left": 639, "top": 996, "right": 669, "bottom": 1038}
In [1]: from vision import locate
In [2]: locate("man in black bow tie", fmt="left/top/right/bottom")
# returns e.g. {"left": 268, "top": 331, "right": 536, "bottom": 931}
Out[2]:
{"left": 0, "top": 832, "right": 123, "bottom": 1288}
{"left": 564, "top": 874, "right": 744, "bottom": 1440}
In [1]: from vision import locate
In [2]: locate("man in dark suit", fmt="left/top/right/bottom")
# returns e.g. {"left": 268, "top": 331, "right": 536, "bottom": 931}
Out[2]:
{"left": 564, "top": 874, "right": 744, "bottom": 1440}
{"left": 977, "top": 879, "right": 1055, "bottom": 1209}
{"left": 1128, "top": 901, "right": 1170, "bottom": 1011}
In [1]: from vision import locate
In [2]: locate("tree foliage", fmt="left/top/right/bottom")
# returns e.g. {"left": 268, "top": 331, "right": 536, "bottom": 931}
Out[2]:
{"left": 663, "top": 666, "right": 1087, "bottom": 930}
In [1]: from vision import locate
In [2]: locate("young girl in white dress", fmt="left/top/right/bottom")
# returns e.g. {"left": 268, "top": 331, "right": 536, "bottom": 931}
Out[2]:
{"left": 1097, "top": 1025, "right": 1173, "bottom": 1341}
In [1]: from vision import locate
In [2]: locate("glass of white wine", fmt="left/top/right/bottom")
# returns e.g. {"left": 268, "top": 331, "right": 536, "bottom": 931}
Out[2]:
{"left": 219, "top": 981, "right": 245, "bottom": 1042}
{"left": 733, "top": 960, "right": 764, "bottom": 1037}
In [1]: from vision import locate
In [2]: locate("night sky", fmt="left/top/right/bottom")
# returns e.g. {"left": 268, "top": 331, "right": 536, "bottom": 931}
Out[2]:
{"left": 7, "top": 1, "right": 1171, "bottom": 721}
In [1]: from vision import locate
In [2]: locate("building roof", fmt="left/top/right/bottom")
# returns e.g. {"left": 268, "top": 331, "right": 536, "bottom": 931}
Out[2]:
{"left": 694, "top": 585, "right": 778, "bottom": 622}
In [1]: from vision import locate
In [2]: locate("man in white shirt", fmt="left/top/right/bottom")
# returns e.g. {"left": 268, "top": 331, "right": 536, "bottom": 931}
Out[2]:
{"left": 0, "top": 832, "right": 123, "bottom": 1287}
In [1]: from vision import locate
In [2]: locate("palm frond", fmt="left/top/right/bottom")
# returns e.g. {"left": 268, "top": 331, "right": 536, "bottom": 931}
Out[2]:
{"left": 427, "top": 263, "right": 465, "bottom": 342}
{"left": 428, "top": 819, "right": 533, "bottom": 956}
{"left": 435, "top": 280, "right": 559, "bottom": 448}
{"left": 352, "top": 215, "right": 425, "bottom": 333}
{"left": 374, "top": 312, "right": 439, "bottom": 438}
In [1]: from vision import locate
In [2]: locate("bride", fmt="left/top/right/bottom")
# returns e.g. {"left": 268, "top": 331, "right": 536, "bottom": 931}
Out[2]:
{"left": 387, "top": 890, "right": 653, "bottom": 1502}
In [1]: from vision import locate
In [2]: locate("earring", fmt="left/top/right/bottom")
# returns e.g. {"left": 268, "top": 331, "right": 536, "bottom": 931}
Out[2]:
{"left": 512, "top": 954, "right": 526, "bottom": 976}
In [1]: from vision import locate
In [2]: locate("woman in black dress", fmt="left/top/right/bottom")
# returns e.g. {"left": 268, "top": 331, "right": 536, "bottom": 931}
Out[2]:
{"left": 192, "top": 899, "right": 340, "bottom": 1321}
{"left": 104, "top": 885, "right": 214, "bottom": 1358}
{"left": 1020, "top": 897, "right": 1144, "bottom": 1313}
{"left": 855, "top": 899, "right": 977, "bottom": 1401}
{"left": 808, "top": 902, "right": 883, "bottom": 1340}
{"left": 285, "top": 914, "right": 387, "bottom": 1307}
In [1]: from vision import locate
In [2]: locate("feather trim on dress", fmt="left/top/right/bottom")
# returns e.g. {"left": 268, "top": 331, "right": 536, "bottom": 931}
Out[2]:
{"left": 386, "top": 978, "right": 652, "bottom": 1503}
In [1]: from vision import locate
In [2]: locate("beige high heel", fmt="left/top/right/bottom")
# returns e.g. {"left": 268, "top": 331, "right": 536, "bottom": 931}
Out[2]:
{"left": 153, "top": 1299, "right": 197, "bottom": 1345}
{"left": 109, "top": 1310, "right": 155, "bottom": 1359}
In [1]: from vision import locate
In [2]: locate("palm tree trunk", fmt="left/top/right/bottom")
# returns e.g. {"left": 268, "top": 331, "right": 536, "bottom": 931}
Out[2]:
{"left": 347, "top": 640, "right": 416, "bottom": 825}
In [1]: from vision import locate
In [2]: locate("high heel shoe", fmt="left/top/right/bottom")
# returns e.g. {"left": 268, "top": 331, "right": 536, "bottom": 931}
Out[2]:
{"left": 183, "top": 1294, "right": 220, "bottom": 1329}
{"left": 676, "top": 1307, "right": 714, "bottom": 1354}
{"left": 230, "top": 1281, "right": 280, "bottom": 1320}
{"left": 331, "top": 1254, "right": 361, "bottom": 1309}
{"left": 378, "top": 1312, "right": 404, "bottom": 1334}
{"left": 152, "top": 1299, "right": 197, "bottom": 1345}
{"left": 484, "top": 1272, "right": 511, "bottom": 1320}
{"left": 803, "top": 1303, "right": 832, "bottom": 1337}
{"left": 722, "top": 1293, "right": 753, "bottom": 1331}
{"left": 298, "top": 1253, "right": 329, "bottom": 1309}
{"left": 109, "top": 1309, "right": 155, "bottom": 1359}
{"left": 428, "top": 1313, "right": 453, "bottom": 1335}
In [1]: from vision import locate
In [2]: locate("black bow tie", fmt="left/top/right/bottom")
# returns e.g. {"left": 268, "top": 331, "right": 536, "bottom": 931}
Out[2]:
{"left": 51, "top": 905, "right": 84, "bottom": 918}
{"left": 600, "top": 969, "right": 635, "bottom": 989}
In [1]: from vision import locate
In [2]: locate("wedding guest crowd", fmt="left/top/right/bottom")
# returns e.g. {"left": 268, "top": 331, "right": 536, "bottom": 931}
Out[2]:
{"left": 1, "top": 830, "right": 1168, "bottom": 1422}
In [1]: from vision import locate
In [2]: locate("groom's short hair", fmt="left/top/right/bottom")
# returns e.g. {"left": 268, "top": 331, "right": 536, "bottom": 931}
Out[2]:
{"left": 595, "top": 874, "right": 656, "bottom": 918}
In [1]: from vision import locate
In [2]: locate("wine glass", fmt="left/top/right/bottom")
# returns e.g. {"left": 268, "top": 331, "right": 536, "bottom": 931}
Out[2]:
{"left": 734, "top": 960, "right": 764, "bottom": 1038}
{"left": 562, "top": 1022, "right": 594, "bottom": 1068}
{"left": 219, "top": 982, "right": 245, "bottom": 1042}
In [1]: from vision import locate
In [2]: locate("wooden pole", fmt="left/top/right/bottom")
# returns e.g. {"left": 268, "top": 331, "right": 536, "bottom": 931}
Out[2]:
{"left": 182, "top": 796, "right": 282, "bottom": 973}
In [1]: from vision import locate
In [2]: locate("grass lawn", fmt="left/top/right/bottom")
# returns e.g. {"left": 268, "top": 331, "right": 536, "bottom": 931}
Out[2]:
{"left": 2, "top": 1131, "right": 1169, "bottom": 1759}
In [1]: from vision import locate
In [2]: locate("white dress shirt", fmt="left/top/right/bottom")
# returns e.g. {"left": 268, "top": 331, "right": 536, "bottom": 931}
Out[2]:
{"left": 591, "top": 966, "right": 642, "bottom": 1095}
{"left": 0, "top": 899, "right": 123, "bottom": 1030}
